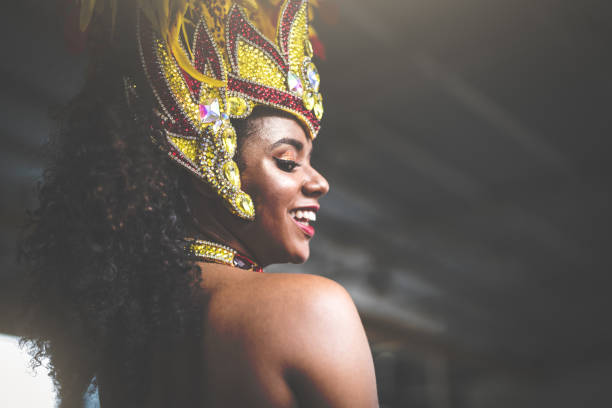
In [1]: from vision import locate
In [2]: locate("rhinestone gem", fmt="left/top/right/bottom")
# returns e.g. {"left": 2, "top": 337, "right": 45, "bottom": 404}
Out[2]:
{"left": 287, "top": 71, "right": 303, "bottom": 95}
{"left": 302, "top": 90, "right": 315, "bottom": 110}
{"left": 223, "top": 160, "right": 241, "bottom": 187}
{"left": 236, "top": 192, "right": 254, "bottom": 217}
{"left": 304, "top": 39, "right": 314, "bottom": 58}
{"left": 212, "top": 112, "right": 230, "bottom": 133}
{"left": 199, "top": 98, "right": 221, "bottom": 123}
{"left": 233, "top": 256, "right": 248, "bottom": 269}
{"left": 313, "top": 93, "right": 323, "bottom": 120}
{"left": 227, "top": 96, "right": 248, "bottom": 116}
{"left": 305, "top": 62, "right": 320, "bottom": 91}
{"left": 222, "top": 126, "right": 237, "bottom": 157}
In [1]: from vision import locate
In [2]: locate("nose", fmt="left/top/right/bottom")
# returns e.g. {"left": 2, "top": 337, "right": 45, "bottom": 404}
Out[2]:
{"left": 302, "top": 165, "right": 330, "bottom": 198}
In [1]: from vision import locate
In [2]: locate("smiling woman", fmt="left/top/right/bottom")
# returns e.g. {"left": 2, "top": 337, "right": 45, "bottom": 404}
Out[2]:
{"left": 19, "top": 0, "right": 377, "bottom": 407}
{"left": 221, "top": 109, "right": 330, "bottom": 264}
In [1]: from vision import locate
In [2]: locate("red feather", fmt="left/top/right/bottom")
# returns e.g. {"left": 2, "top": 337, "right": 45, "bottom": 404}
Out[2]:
{"left": 309, "top": 34, "right": 326, "bottom": 61}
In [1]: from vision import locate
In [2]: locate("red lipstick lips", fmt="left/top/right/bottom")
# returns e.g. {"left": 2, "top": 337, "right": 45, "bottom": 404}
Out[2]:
{"left": 289, "top": 206, "right": 318, "bottom": 238}
{"left": 292, "top": 217, "right": 315, "bottom": 237}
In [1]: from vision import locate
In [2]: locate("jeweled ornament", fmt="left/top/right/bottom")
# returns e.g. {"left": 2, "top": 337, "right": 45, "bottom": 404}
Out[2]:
{"left": 304, "top": 39, "right": 314, "bottom": 58}
{"left": 222, "top": 126, "right": 237, "bottom": 157}
{"left": 305, "top": 62, "right": 320, "bottom": 91}
{"left": 236, "top": 192, "right": 255, "bottom": 217}
{"left": 199, "top": 98, "right": 221, "bottom": 123}
{"left": 287, "top": 71, "right": 303, "bottom": 95}
{"left": 212, "top": 112, "right": 230, "bottom": 133}
{"left": 185, "top": 239, "right": 262, "bottom": 272}
{"left": 227, "top": 96, "right": 249, "bottom": 116}
{"left": 128, "top": 0, "right": 325, "bottom": 222}
{"left": 223, "top": 160, "right": 241, "bottom": 187}
{"left": 302, "top": 90, "right": 315, "bottom": 110}
{"left": 313, "top": 93, "right": 323, "bottom": 120}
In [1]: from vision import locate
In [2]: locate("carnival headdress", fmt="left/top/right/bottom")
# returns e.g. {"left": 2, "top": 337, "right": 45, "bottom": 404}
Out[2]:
{"left": 78, "top": 0, "right": 324, "bottom": 220}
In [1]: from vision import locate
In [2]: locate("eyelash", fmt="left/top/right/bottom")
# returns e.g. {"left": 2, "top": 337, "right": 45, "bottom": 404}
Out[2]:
{"left": 274, "top": 157, "right": 300, "bottom": 172}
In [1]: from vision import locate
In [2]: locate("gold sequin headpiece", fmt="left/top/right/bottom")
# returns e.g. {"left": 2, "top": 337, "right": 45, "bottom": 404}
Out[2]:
{"left": 79, "top": 0, "right": 324, "bottom": 220}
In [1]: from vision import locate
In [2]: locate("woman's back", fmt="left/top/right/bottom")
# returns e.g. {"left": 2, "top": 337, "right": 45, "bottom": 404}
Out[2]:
{"left": 143, "top": 265, "right": 377, "bottom": 407}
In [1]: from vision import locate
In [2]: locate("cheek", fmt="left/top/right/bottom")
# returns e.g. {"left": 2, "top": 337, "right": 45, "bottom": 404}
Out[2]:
{"left": 254, "top": 181, "right": 294, "bottom": 226}
{"left": 244, "top": 177, "right": 300, "bottom": 244}
{"left": 245, "top": 166, "right": 297, "bottom": 216}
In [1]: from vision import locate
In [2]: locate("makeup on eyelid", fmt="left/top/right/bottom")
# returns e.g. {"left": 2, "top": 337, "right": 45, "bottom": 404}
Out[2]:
{"left": 276, "top": 150, "right": 297, "bottom": 161}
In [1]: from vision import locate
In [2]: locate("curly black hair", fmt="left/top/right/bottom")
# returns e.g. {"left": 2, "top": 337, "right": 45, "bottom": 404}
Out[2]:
{"left": 18, "top": 32, "right": 208, "bottom": 405}
{"left": 17, "top": 4, "right": 282, "bottom": 404}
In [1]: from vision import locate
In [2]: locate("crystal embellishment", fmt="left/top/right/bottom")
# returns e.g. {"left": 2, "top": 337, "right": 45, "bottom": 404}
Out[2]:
{"left": 222, "top": 126, "right": 237, "bottom": 157}
{"left": 223, "top": 160, "right": 241, "bottom": 187}
{"left": 287, "top": 71, "right": 303, "bottom": 95}
{"left": 212, "top": 112, "right": 229, "bottom": 133}
{"left": 236, "top": 192, "right": 255, "bottom": 217}
{"left": 305, "top": 62, "right": 320, "bottom": 91}
{"left": 227, "top": 96, "right": 249, "bottom": 116}
{"left": 304, "top": 39, "right": 314, "bottom": 58}
{"left": 303, "top": 90, "right": 315, "bottom": 110}
{"left": 199, "top": 98, "right": 221, "bottom": 123}
{"left": 313, "top": 93, "right": 323, "bottom": 120}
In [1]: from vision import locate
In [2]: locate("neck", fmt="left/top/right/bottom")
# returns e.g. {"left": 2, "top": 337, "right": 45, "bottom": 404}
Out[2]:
{"left": 186, "top": 184, "right": 261, "bottom": 265}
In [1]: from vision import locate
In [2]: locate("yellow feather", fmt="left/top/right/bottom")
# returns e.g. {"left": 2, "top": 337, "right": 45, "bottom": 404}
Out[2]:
{"left": 110, "top": 0, "right": 118, "bottom": 33}
{"left": 154, "top": 0, "right": 170, "bottom": 32}
{"left": 75, "top": 0, "right": 325, "bottom": 88}
{"left": 169, "top": 20, "right": 225, "bottom": 87}
{"left": 240, "top": 0, "right": 259, "bottom": 10}
{"left": 79, "top": 0, "right": 97, "bottom": 31}
{"left": 182, "top": 23, "right": 194, "bottom": 60}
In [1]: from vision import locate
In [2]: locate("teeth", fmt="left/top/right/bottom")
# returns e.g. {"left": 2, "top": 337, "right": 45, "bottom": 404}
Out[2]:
{"left": 290, "top": 209, "right": 317, "bottom": 222}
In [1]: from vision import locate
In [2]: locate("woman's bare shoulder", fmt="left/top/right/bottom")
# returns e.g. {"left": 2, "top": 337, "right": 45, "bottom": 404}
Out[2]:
{"left": 205, "top": 272, "right": 353, "bottom": 336}
{"left": 204, "top": 271, "right": 379, "bottom": 407}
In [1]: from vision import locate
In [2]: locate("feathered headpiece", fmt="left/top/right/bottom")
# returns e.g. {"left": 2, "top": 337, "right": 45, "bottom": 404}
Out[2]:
{"left": 77, "top": 0, "right": 325, "bottom": 220}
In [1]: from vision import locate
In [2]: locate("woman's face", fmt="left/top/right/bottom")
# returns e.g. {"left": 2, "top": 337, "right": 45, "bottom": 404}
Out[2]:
{"left": 233, "top": 113, "right": 329, "bottom": 266}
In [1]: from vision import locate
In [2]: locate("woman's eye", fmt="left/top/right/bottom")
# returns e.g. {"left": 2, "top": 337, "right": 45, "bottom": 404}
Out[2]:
{"left": 274, "top": 157, "right": 299, "bottom": 172}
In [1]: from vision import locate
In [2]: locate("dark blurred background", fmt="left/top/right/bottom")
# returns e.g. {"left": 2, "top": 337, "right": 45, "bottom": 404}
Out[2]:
{"left": 1, "top": 0, "right": 611, "bottom": 407}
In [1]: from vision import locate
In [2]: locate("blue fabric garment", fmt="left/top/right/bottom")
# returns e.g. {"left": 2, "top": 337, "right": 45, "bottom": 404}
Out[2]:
{"left": 83, "top": 378, "right": 100, "bottom": 408}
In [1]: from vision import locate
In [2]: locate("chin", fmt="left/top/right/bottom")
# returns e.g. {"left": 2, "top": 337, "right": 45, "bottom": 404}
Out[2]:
{"left": 287, "top": 244, "right": 310, "bottom": 264}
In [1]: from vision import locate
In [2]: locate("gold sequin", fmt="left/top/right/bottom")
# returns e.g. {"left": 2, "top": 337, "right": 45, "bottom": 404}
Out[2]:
{"left": 237, "top": 40, "right": 285, "bottom": 89}
{"left": 288, "top": 3, "right": 308, "bottom": 72}
{"left": 168, "top": 135, "right": 198, "bottom": 163}
{"left": 189, "top": 240, "right": 236, "bottom": 264}
{"left": 156, "top": 41, "right": 202, "bottom": 131}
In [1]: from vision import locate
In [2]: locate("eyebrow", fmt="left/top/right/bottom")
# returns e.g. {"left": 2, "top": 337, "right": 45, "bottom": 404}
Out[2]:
{"left": 270, "top": 137, "right": 304, "bottom": 152}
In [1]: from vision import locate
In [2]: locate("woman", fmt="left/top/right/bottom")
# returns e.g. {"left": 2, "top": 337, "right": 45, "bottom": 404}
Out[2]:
{"left": 21, "top": 0, "right": 378, "bottom": 406}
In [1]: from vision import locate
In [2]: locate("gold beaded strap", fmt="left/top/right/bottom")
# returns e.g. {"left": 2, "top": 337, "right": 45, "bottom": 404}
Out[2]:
{"left": 185, "top": 239, "right": 263, "bottom": 272}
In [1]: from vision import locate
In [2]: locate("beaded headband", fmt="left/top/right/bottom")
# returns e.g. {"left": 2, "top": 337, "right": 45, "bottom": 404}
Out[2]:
{"left": 122, "top": 0, "right": 322, "bottom": 220}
